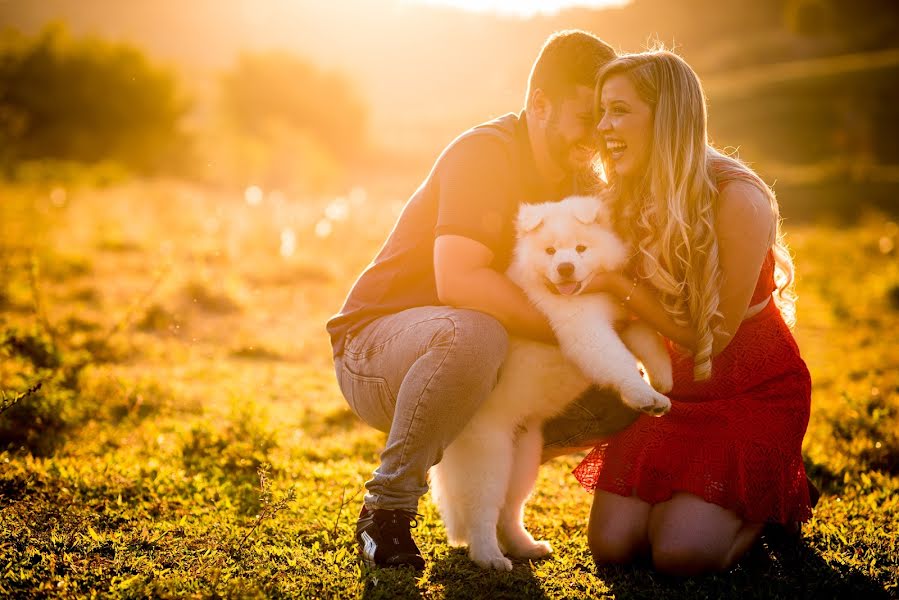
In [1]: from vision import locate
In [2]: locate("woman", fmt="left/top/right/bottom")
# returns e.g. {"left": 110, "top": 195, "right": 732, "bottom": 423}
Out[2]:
{"left": 574, "top": 50, "right": 814, "bottom": 576}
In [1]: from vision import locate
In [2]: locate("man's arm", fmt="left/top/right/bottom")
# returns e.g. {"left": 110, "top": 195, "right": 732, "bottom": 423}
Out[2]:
{"left": 434, "top": 234, "right": 555, "bottom": 343}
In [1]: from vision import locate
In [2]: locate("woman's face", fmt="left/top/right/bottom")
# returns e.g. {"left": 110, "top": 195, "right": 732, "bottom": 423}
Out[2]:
{"left": 597, "top": 73, "right": 653, "bottom": 180}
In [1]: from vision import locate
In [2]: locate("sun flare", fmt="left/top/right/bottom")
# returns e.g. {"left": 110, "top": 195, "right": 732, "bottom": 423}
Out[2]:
{"left": 406, "top": 0, "right": 630, "bottom": 18}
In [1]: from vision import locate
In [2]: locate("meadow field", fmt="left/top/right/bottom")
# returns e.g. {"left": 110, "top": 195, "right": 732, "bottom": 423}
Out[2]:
{"left": 0, "top": 179, "right": 897, "bottom": 599}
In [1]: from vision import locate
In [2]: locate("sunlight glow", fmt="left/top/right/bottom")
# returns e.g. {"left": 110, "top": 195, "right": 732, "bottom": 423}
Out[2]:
{"left": 49, "top": 186, "right": 67, "bottom": 208}
{"left": 314, "top": 218, "right": 333, "bottom": 238}
{"left": 325, "top": 198, "right": 350, "bottom": 222}
{"left": 280, "top": 227, "right": 296, "bottom": 257}
{"left": 407, "top": 0, "right": 630, "bottom": 18}
{"left": 244, "top": 185, "right": 264, "bottom": 206}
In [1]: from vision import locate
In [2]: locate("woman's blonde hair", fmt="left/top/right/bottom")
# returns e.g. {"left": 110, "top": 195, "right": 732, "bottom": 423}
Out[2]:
{"left": 596, "top": 49, "right": 796, "bottom": 380}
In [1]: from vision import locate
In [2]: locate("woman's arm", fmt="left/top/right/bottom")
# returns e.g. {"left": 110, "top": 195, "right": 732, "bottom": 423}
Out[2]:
{"left": 587, "top": 181, "right": 774, "bottom": 356}
{"left": 707, "top": 181, "right": 775, "bottom": 354}
{"left": 590, "top": 271, "right": 697, "bottom": 350}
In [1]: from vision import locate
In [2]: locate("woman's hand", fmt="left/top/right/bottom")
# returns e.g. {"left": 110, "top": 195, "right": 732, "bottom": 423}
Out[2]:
{"left": 582, "top": 272, "right": 625, "bottom": 296}
{"left": 593, "top": 271, "right": 697, "bottom": 350}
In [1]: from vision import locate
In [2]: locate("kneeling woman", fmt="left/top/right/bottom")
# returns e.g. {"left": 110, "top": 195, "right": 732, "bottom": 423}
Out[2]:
{"left": 575, "top": 50, "right": 814, "bottom": 576}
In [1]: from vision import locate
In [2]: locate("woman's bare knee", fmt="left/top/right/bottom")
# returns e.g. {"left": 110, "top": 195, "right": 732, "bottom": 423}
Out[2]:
{"left": 588, "top": 509, "right": 646, "bottom": 564}
{"left": 588, "top": 491, "right": 650, "bottom": 565}
{"left": 651, "top": 538, "right": 722, "bottom": 576}
{"left": 648, "top": 493, "right": 749, "bottom": 576}
{"left": 590, "top": 533, "right": 642, "bottom": 564}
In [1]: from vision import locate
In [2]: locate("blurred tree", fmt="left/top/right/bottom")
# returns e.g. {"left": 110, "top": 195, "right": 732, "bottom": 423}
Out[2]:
{"left": 218, "top": 51, "right": 368, "bottom": 192}
{"left": 784, "top": 0, "right": 899, "bottom": 47}
{"left": 221, "top": 52, "right": 367, "bottom": 161}
{"left": 784, "top": 0, "right": 831, "bottom": 36}
{"left": 0, "top": 22, "right": 189, "bottom": 174}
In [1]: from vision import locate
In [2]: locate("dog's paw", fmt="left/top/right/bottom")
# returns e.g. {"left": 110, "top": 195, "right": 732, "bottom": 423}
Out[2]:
{"left": 499, "top": 525, "right": 553, "bottom": 559}
{"left": 648, "top": 367, "right": 673, "bottom": 394}
{"left": 622, "top": 385, "right": 671, "bottom": 417}
{"left": 470, "top": 547, "right": 513, "bottom": 571}
{"left": 509, "top": 540, "right": 553, "bottom": 559}
{"left": 643, "top": 392, "right": 671, "bottom": 416}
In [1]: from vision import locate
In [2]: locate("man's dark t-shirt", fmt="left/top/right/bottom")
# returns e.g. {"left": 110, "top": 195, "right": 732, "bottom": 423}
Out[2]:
{"left": 327, "top": 111, "right": 585, "bottom": 357}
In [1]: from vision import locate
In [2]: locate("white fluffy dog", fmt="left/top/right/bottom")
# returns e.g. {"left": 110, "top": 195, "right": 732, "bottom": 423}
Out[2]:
{"left": 429, "top": 195, "right": 672, "bottom": 570}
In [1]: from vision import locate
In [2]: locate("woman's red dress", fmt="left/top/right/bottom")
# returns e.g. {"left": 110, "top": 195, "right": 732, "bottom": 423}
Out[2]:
{"left": 573, "top": 252, "right": 814, "bottom": 525}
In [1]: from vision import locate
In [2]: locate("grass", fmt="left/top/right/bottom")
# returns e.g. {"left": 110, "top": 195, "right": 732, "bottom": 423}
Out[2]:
{"left": 0, "top": 179, "right": 897, "bottom": 598}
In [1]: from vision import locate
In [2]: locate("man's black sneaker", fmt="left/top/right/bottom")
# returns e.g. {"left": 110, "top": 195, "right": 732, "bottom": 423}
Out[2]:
{"left": 356, "top": 506, "right": 425, "bottom": 570}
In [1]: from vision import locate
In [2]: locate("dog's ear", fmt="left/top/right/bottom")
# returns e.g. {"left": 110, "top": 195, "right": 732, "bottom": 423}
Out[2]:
{"left": 569, "top": 194, "right": 613, "bottom": 227}
{"left": 569, "top": 196, "right": 601, "bottom": 225}
{"left": 516, "top": 204, "right": 544, "bottom": 234}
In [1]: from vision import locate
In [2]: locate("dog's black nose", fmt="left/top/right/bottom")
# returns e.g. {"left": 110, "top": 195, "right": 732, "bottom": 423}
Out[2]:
{"left": 557, "top": 262, "right": 574, "bottom": 277}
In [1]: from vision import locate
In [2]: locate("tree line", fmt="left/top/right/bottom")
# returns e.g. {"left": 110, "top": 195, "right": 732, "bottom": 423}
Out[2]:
{"left": 0, "top": 23, "right": 367, "bottom": 190}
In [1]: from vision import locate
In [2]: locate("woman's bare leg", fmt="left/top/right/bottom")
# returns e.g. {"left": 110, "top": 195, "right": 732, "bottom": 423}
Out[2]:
{"left": 648, "top": 492, "right": 764, "bottom": 576}
{"left": 588, "top": 490, "right": 652, "bottom": 564}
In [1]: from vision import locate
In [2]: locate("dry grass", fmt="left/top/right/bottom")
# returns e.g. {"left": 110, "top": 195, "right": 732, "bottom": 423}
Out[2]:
{"left": 0, "top": 179, "right": 896, "bottom": 598}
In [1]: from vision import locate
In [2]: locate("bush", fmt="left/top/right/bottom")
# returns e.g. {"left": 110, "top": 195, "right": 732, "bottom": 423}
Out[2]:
{"left": 221, "top": 52, "right": 367, "bottom": 162}
{"left": 0, "top": 326, "right": 79, "bottom": 455}
{"left": 0, "top": 23, "right": 189, "bottom": 174}
{"left": 214, "top": 51, "right": 368, "bottom": 191}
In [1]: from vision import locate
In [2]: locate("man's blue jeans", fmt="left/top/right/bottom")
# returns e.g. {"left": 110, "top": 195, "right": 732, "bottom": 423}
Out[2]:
{"left": 333, "top": 306, "right": 637, "bottom": 511}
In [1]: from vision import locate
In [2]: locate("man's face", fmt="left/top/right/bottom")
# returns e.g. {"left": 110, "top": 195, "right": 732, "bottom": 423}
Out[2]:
{"left": 543, "top": 85, "right": 599, "bottom": 174}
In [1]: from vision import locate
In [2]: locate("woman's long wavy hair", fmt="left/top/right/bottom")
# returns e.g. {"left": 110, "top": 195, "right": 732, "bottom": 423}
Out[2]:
{"left": 595, "top": 50, "right": 797, "bottom": 381}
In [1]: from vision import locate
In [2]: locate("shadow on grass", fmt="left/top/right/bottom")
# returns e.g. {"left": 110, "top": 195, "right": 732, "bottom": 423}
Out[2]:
{"left": 804, "top": 459, "right": 845, "bottom": 497}
{"left": 359, "top": 564, "right": 423, "bottom": 600}
{"left": 358, "top": 548, "right": 550, "bottom": 600}
{"left": 427, "top": 548, "right": 549, "bottom": 600}
{"left": 599, "top": 536, "right": 890, "bottom": 600}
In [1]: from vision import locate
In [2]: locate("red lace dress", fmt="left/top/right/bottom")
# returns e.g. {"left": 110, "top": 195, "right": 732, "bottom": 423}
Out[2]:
{"left": 573, "top": 251, "right": 814, "bottom": 525}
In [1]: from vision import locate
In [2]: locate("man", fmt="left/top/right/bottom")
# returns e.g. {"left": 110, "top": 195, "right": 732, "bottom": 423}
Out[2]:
{"left": 326, "top": 30, "right": 637, "bottom": 570}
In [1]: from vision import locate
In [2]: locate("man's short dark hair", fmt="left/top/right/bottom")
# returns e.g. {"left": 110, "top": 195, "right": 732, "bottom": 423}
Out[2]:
{"left": 525, "top": 30, "right": 616, "bottom": 108}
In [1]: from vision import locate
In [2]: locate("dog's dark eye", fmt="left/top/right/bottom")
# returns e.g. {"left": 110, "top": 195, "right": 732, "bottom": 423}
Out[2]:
{"left": 545, "top": 247, "right": 556, "bottom": 255}
{"left": 576, "top": 245, "right": 587, "bottom": 253}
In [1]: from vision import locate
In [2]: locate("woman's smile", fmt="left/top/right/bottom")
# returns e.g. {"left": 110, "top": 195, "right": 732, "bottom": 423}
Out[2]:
{"left": 605, "top": 138, "right": 627, "bottom": 161}
{"left": 597, "top": 73, "right": 653, "bottom": 178}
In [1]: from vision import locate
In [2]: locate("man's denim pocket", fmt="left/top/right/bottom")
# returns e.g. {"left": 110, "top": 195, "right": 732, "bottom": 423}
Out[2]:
{"left": 337, "top": 358, "right": 395, "bottom": 433}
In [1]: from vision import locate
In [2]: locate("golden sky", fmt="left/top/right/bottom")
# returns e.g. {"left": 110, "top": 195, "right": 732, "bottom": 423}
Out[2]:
{"left": 406, "top": 0, "right": 629, "bottom": 17}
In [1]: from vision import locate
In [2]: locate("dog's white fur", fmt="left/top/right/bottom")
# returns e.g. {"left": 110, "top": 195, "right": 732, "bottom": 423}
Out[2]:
{"left": 429, "top": 195, "right": 672, "bottom": 570}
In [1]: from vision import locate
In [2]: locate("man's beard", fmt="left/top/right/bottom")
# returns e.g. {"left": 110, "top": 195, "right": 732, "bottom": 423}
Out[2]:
{"left": 546, "top": 118, "right": 593, "bottom": 175}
